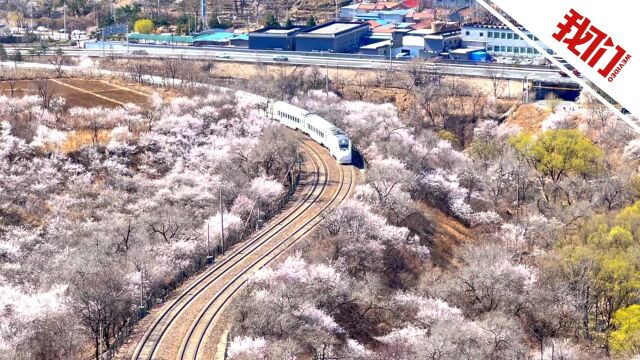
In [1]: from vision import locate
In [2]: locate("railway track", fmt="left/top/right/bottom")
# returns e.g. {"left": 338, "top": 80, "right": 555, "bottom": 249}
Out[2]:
{"left": 180, "top": 147, "right": 355, "bottom": 360}
{"left": 128, "top": 137, "right": 354, "bottom": 360}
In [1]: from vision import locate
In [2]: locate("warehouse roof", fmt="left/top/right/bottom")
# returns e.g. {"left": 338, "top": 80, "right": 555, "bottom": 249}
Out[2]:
{"left": 360, "top": 40, "right": 392, "bottom": 49}
{"left": 194, "top": 32, "right": 235, "bottom": 42}
{"left": 232, "top": 34, "right": 249, "bottom": 41}
{"left": 297, "top": 21, "right": 369, "bottom": 37}
{"left": 308, "top": 23, "right": 362, "bottom": 34}
{"left": 250, "top": 26, "right": 306, "bottom": 36}
{"left": 128, "top": 33, "right": 194, "bottom": 43}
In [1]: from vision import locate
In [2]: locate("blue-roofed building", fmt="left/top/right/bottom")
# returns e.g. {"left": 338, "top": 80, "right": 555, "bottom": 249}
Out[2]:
{"left": 127, "top": 33, "right": 193, "bottom": 46}
{"left": 356, "top": 13, "right": 384, "bottom": 21}
{"left": 395, "top": 22, "right": 416, "bottom": 29}
{"left": 356, "top": 10, "right": 409, "bottom": 24}
{"left": 339, "top": 4, "right": 360, "bottom": 20}
{"left": 359, "top": 40, "right": 392, "bottom": 56}
{"left": 378, "top": 9, "right": 410, "bottom": 23}
{"left": 193, "top": 32, "right": 235, "bottom": 46}
{"left": 230, "top": 34, "right": 249, "bottom": 47}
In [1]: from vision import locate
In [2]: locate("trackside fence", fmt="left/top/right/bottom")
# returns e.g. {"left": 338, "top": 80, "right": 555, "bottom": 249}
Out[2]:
{"left": 101, "top": 155, "right": 302, "bottom": 359}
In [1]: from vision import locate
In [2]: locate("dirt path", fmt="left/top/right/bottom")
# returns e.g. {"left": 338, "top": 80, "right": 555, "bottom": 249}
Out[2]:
{"left": 407, "top": 202, "right": 476, "bottom": 268}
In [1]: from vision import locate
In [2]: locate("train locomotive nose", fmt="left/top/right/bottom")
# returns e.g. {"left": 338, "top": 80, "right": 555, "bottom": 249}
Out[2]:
{"left": 337, "top": 150, "right": 352, "bottom": 164}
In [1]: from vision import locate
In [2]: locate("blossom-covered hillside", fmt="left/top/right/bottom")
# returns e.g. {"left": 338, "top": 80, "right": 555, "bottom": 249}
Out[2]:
{"left": 0, "top": 90, "right": 296, "bottom": 358}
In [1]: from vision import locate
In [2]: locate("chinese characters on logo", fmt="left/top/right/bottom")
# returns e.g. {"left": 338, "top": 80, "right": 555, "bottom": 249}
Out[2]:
{"left": 552, "top": 9, "right": 631, "bottom": 82}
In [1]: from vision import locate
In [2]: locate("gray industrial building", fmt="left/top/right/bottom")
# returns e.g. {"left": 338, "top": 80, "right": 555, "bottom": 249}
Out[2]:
{"left": 248, "top": 27, "right": 304, "bottom": 51}
{"left": 294, "top": 22, "right": 370, "bottom": 53}
{"left": 461, "top": 24, "right": 551, "bottom": 58}
{"left": 403, "top": 28, "right": 461, "bottom": 57}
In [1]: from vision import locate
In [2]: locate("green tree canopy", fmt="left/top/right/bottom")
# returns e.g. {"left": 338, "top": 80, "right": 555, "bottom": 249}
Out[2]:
{"left": 284, "top": 18, "right": 294, "bottom": 28}
{"left": 511, "top": 129, "right": 603, "bottom": 184}
{"left": 611, "top": 304, "right": 640, "bottom": 357}
{"left": 265, "top": 14, "right": 280, "bottom": 28}
{"left": 134, "top": 18, "right": 155, "bottom": 34}
{"left": 208, "top": 15, "right": 233, "bottom": 29}
{"left": 0, "top": 44, "right": 7, "bottom": 61}
{"left": 306, "top": 15, "right": 317, "bottom": 27}
{"left": 546, "top": 201, "right": 640, "bottom": 349}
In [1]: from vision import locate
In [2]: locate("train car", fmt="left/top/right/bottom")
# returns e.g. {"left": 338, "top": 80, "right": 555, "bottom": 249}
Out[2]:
{"left": 268, "top": 101, "right": 307, "bottom": 130}
{"left": 268, "top": 101, "right": 352, "bottom": 164}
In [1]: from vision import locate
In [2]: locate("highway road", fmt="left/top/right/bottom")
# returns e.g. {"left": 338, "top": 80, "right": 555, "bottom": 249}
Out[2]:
{"left": 4, "top": 41, "right": 576, "bottom": 83}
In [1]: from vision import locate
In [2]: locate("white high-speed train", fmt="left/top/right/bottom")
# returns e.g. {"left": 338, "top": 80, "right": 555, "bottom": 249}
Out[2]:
{"left": 266, "top": 101, "right": 352, "bottom": 164}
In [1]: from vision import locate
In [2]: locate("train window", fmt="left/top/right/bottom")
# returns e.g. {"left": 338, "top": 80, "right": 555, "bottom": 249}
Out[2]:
{"left": 339, "top": 139, "right": 349, "bottom": 150}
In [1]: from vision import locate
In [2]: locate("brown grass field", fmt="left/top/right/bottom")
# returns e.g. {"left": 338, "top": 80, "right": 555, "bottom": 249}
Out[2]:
{"left": 0, "top": 78, "right": 150, "bottom": 108}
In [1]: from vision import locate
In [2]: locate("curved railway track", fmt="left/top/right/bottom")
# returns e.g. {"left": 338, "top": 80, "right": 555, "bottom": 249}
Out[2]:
{"left": 128, "top": 137, "right": 355, "bottom": 360}
{"left": 180, "top": 148, "right": 355, "bottom": 360}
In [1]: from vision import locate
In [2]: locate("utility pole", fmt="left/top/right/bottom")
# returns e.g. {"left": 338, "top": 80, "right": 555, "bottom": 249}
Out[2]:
{"left": 140, "top": 270, "right": 144, "bottom": 308}
{"left": 325, "top": 61, "right": 329, "bottom": 94}
{"left": 219, "top": 186, "right": 224, "bottom": 253}
{"left": 201, "top": 0, "right": 207, "bottom": 30}
{"left": 389, "top": 39, "right": 394, "bottom": 70}
{"left": 102, "top": 28, "right": 105, "bottom": 58}
{"left": 98, "top": 322, "right": 103, "bottom": 360}
{"left": 63, "top": 1, "right": 67, "bottom": 42}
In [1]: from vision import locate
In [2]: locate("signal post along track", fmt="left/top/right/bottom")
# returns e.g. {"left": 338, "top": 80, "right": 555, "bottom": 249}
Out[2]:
{"left": 126, "top": 134, "right": 356, "bottom": 360}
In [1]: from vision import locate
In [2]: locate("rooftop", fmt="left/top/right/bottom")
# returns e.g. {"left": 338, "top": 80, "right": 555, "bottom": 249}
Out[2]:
{"left": 250, "top": 26, "right": 306, "bottom": 36}
{"left": 357, "top": 1, "right": 407, "bottom": 11}
{"left": 462, "top": 23, "right": 529, "bottom": 32}
{"left": 264, "top": 28, "right": 301, "bottom": 34}
{"left": 194, "top": 32, "right": 235, "bottom": 42}
{"left": 360, "top": 40, "right": 392, "bottom": 49}
{"left": 128, "top": 33, "right": 194, "bottom": 43}
{"left": 450, "top": 47, "right": 485, "bottom": 54}
{"left": 306, "top": 22, "right": 363, "bottom": 35}
{"left": 341, "top": 4, "right": 359, "bottom": 10}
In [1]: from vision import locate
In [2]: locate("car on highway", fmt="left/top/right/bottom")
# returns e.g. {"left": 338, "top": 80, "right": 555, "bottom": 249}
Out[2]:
{"left": 215, "top": 53, "right": 231, "bottom": 59}
{"left": 559, "top": 69, "right": 581, "bottom": 77}
{"left": 131, "top": 50, "right": 148, "bottom": 55}
{"left": 273, "top": 55, "right": 288, "bottom": 62}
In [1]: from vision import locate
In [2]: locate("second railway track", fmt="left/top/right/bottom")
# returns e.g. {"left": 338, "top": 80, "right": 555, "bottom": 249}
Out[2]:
{"left": 127, "top": 136, "right": 355, "bottom": 360}
{"left": 179, "top": 146, "right": 355, "bottom": 360}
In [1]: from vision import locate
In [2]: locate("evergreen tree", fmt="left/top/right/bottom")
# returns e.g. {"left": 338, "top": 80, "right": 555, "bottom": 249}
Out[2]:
{"left": 284, "top": 18, "right": 294, "bottom": 28}
{"left": 306, "top": 15, "right": 317, "bottom": 27}
{"left": 209, "top": 16, "right": 221, "bottom": 29}
{"left": 265, "top": 14, "right": 280, "bottom": 28}
{"left": 13, "top": 50, "right": 22, "bottom": 62}
{"left": 0, "top": 44, "right": 7, "bottom": 61}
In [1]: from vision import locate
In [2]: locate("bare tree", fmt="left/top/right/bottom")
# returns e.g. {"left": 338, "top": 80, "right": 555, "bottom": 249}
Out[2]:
{"left": 35, "top": 77, "right": 53, "bottom": 110}
{"left": 50, "top": 47, "right": 66, "bottom": 77}
{"left": 68, "top": 264, "right": 135, "bottom": 360}
{"left": 485, "top": 68, "right": 504, "bottom": 98}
